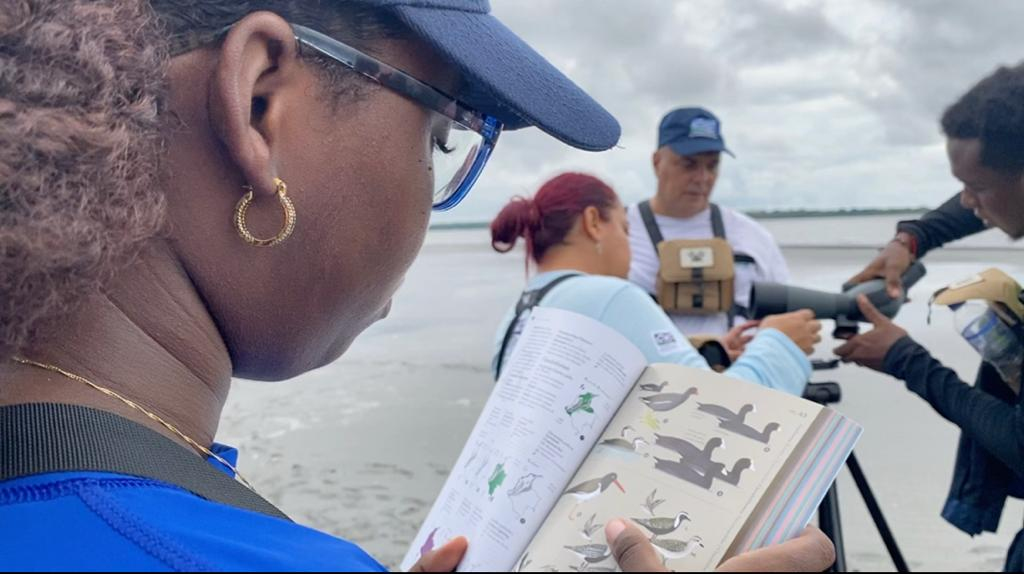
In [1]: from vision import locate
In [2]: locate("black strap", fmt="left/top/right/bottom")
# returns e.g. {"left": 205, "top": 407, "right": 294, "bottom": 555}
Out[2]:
{"left": 496, "top": 273, "right": 581, "bottom": 378}
{"left": 710, "top": 203, "right": 726, "bottom": 239}
{"left": 0, "top": 403, "right": 290, "bottom": 521}
{"left": 711, "top": 204, "right": 760, "bottom": 325}
{"left": 637, "top": 200, "right": 664, "bottom": 250}
{"left": 711, "top": 204, "right": 757, "bottom": 265}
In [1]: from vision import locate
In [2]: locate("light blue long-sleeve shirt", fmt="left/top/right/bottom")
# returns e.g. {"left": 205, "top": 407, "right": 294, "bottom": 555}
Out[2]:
{"left": 493, "top": 271, "right": 810, "bottom": 395}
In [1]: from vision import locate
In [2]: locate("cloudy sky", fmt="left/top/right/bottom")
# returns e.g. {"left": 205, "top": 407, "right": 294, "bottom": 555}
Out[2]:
{"left": 433, "top": 0, "right": 1024, "bottom": 223}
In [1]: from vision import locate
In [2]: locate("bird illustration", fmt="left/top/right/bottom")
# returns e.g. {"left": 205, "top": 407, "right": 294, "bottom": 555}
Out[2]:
{"left": 717, "top": 458, "right": 754, "bottom": 486}
{"left": 641, "top": 388, "right": 699, "bottom": 412}
{"left": 563, "top": 473, "right": 625, "bottom": 519}
{"left": 566, "top": 392, "right": 597, "bottom": 416}
{"left": 515, "top": 552, "right": 530, "bottom": 573}
{"left": 599, "top": 426, "right": 648, "bottom": 452}
{"left": 639, "top": 381, "right": 669, "bottom": 393}
{"left": 651, "top": 536, "right": 704, "bottom": 564}
{"left": 563, "top": 473, "right": 626, "bottom": 501}
{"left": 654, "top": 435, "right": 724, "bottom": 463}
{"left": 642, "top": 488, "right": 666, "bottom": 516}
{"left": 515, "top": 553, "right": 557, "bottom": 573}
{"left": 721, "top": 420, "right": 781, "bottom": 444}
{"left": 563, "top": 543, "right": 612, "bottom": 565}
{"left": 633, "top": 512, "right": 691, "bottom": 539}
{"left": 581, "top": 513, "right": 603, "bottom": 540}
{"left": 697, "top": 402, "right": 755, "bottom": 424}
{"left": 654, "top": 456, "right": 721, "bottom": 490}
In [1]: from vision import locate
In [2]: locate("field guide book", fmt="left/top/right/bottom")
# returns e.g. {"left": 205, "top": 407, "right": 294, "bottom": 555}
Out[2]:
{"left": 400, "top": 307, "right": 861, "bottom": 572}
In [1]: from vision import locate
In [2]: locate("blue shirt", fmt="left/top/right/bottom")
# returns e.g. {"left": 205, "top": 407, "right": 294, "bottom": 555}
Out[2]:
{"left": 0, "top": 444, "right": 385, "bottom": 572}
{"left": 493, "top": 271, "right": 810, "bottom": 395}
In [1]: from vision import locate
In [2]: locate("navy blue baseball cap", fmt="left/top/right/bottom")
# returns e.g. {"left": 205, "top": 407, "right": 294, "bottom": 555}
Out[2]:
{"left": 657, "top": 107, "right": 734, "bottom": 157}
{"left": 364, "top": 0, "right": 619, "bottom": 151}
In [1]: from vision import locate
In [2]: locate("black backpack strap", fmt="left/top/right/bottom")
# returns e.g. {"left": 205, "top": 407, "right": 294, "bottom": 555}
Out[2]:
{"left": 712, "top": 204, "right": 759, "bottom": 264}
{"left": 710, "top": 203, "right": 726, "bottom": 239}
{"left": 0, "top": 403, "right": 290, "bottom": 521}
{"left": 637, "top": 200, "right": 664, "bottom": 250}
{"left": 496, "top": 273, "right": 581, "bottom": 378}
{"left": 710, "top": 204, "right": 762, "bottom": 325}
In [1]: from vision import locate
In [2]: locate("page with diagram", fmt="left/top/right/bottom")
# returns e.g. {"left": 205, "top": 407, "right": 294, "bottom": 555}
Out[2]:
{"left": 400, "top": 307, "right": 649, "bottom": 572}
{"left": 518, "top": 363, "right": 860, "bottom": 572}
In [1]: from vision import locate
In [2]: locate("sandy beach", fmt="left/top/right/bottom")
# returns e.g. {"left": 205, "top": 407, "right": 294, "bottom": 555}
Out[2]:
{"left": 217, "top": 218, "right": 1024, "bottom": 571}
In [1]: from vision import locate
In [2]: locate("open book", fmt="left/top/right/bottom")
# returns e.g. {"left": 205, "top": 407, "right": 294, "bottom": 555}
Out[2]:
{"left": 400, "top": 307, "right": 861, "bottom": 572}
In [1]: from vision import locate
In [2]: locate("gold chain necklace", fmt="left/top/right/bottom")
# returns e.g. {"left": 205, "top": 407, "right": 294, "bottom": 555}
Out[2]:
{"left": 12, "top": 356, "right": 255, "bottom": 492}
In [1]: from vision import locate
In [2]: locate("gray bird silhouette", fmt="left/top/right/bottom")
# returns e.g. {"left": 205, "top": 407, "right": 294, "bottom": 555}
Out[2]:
{"left": 698, "top": 402, "right": 755, "bottom": 424}
{"left": 641, "top": 388, "right": 699, "bottom": 412}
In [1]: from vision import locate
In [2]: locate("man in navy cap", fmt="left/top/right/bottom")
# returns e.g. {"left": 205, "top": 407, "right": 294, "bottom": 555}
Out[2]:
{"left": 628, "top": 107, "right": 793, "bottom": 344}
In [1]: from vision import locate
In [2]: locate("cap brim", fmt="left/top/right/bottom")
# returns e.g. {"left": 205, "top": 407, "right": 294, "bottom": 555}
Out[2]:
{"left": 665, "top": 139, "right": 735, "bottom": 158}
{"left": 393, "top": 6, "right": 620, "bottom": 151}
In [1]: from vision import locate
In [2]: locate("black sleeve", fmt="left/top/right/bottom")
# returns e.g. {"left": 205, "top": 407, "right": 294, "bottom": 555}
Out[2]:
{"left": 883, "top": 336, "right": 1024, "bottom": 474}
{"left": 896, "top": 192, "right": 986, "bottom": 257}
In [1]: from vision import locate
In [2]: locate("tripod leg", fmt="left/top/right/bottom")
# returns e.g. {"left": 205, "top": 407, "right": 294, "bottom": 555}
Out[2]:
{"left": 817, "top": 484, "right": 847, "bottom": 572}
{"left": 846, "top": 452, "right": 910, "bottom": 572}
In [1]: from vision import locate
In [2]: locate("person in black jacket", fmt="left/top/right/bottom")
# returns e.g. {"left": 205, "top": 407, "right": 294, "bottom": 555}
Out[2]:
{"left": 837, "top": 61, "right": 1024, "bottom": 571}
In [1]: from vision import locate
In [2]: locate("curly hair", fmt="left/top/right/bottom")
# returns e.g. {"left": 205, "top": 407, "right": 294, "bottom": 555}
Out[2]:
{"left": 0, "top": 0, "right": 167, "bottom": 357}
{"left": 0, "top": 0, "right": 409, "bottom": 358}
{"left": 941, "top": 62, "right": 1024, "bottom": 175}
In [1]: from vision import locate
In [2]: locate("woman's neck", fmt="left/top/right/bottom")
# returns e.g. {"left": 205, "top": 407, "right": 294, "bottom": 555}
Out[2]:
{"left": 536, "top": 245, "right": 604, "bottom": 276}
{"left": 0, "top": 242, "right": 232, "bottom": 450}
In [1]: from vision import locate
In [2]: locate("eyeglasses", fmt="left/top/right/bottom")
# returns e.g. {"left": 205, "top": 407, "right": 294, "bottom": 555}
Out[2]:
{"left": 291, "top": 24, "right": 502, "bottom": 211}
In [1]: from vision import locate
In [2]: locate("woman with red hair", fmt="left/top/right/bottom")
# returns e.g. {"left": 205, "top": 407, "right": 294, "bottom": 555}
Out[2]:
{"left": 491, "top": 173, "right": 821, "bottom": 393}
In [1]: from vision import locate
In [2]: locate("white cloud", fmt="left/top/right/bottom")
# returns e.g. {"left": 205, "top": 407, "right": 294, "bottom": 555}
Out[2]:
{"left": 432, "top": 0, "right": 1024, "bottom": 223}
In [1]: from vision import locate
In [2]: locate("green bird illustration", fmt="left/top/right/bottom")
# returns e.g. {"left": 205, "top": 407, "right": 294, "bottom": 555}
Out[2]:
{"left": 566, "top": 392, "right": 596, "bottom": 416}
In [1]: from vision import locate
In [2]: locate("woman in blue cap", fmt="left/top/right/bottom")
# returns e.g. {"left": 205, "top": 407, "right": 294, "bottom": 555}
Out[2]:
{"left": 0, "top": 0, "right": 832, "bottom": 570}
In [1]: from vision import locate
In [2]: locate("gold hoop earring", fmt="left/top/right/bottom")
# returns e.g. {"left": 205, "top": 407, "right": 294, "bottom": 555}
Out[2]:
{"left": 233, "top": 177, "right": 296, "bottom": 247}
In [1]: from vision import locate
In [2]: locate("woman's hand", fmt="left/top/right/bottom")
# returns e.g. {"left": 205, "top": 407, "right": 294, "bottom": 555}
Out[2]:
{"left": 716, "top": 527, "right": 836, "bottom": 572}
{"left": 721, "top": 320, "right": 761, "bottom": 361}
{"left": 606, "top": 519, "right": 835, "bottom": 572}
{"left": 407, "top": 537, "right": 468, "bottom": 572}
{"left": 760, "top": 310, "right": 822, "bottom": 355}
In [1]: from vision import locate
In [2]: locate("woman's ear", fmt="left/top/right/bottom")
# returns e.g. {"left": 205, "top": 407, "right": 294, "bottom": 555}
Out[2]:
{"left": 581, "top": 205, "right": 604, "bottom": 242}
{"left": 207, "top": 11, "right": 302, "bottom": 199}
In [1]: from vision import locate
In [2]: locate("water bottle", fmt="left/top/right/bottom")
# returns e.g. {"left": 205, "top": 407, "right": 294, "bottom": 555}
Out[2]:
{"left": 955, "top": 302, "right": 1023, "bottom": 387}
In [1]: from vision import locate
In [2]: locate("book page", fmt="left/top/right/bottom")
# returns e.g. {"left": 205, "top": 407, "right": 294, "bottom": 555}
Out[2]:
{"left": 727, "top": 408, "right": 861, "bottom": 555}
{"left": 400, "top": 307, "right": 648, "bottom": 572}
{"left": 519, "top": 364, "right": 824, "bottom": 572}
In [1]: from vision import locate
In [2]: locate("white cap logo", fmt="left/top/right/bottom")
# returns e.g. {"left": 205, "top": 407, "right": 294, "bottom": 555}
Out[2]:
{"left": 689, "top": 117, "right": 719, "bottom": 140}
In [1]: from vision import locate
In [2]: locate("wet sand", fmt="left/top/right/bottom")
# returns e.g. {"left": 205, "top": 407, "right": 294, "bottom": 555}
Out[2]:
{"left": 218, "top": 229, "right": 1024, "bottom": 571}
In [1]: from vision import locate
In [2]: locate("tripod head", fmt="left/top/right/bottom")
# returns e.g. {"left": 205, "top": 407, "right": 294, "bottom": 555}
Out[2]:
{"left": 805, "top": 359, "right": 842, "bottom": 405}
